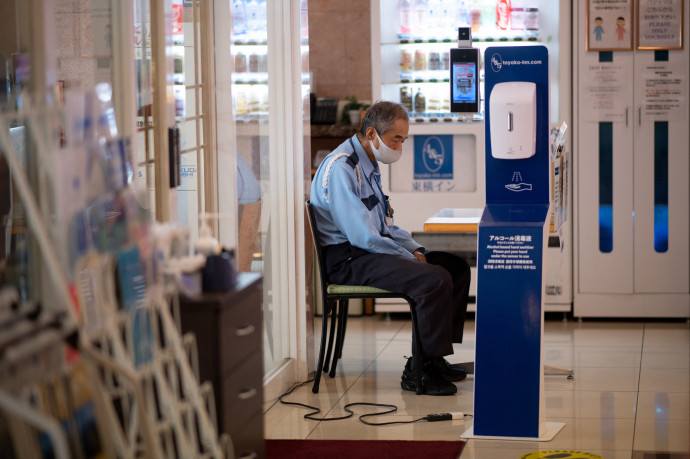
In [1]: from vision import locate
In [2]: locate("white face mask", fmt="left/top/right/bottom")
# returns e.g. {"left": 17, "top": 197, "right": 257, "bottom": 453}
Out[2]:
{"left": 370, "top": 132, "right": 402, "bottom": 164}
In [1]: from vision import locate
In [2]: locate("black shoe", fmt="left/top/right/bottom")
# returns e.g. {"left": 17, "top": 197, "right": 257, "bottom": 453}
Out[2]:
{"left": 401, "top": 358, "right": 457, "bottom": 396}
{"left": 434, "top": 358, "right": 468, "bottom": 382}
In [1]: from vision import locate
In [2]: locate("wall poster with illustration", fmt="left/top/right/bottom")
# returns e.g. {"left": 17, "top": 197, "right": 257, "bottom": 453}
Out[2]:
{"left": 587, "top": 0, "right": 634, "bottom": 51}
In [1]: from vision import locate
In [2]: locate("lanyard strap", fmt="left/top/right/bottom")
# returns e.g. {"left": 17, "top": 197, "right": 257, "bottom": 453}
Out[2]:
{"left": 351, "top": 138, "right": 392, "bottom": 218}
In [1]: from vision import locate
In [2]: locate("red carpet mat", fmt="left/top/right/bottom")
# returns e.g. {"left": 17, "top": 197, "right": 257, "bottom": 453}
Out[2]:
{"left": 266, "top": 439, "right": 466, "bottom": 458}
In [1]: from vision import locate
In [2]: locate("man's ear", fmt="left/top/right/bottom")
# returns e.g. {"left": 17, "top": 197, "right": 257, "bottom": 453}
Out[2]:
{"left": 365, "top": 126, "right": 377, "bottom": 141}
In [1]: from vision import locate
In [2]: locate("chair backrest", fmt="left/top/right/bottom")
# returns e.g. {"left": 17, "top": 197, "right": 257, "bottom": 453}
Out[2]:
{"left": 305, "top": 201, "right": 331, "bottom": 295}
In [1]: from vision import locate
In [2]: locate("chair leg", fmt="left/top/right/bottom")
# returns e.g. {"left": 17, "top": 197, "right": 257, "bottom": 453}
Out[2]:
{"left": 312, "top": 298, "right": 332, "bottom": 393}
{"left": 407, "top": 300, "right": 424, "bottom": 395}
{"left": 323, "top": 300, "right": 338, "bottom": 374}
{"left": 337, "top": 300, "right": 349, "bottom": 360}
{"left": 329, "top": 299, "right": 348, "bottom": 378}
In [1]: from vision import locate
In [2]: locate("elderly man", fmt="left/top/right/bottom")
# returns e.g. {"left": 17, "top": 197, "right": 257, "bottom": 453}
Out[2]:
{"left": 309, "top": 101, "right": 471, "bottom": 396}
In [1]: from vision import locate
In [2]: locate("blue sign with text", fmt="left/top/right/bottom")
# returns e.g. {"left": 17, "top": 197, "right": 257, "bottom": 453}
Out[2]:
{"left": 413, "top": 135, "right": 453, "bottom": 180}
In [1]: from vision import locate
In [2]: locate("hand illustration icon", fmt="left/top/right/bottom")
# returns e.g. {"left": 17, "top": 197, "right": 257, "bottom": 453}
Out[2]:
{"left": 505, "top": 183, "right": 533, "bottom": 192}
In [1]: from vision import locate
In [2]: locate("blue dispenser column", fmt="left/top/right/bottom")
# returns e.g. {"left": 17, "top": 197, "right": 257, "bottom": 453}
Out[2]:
{"left": 465, "top": 45, "right": 564, "bottom": 440}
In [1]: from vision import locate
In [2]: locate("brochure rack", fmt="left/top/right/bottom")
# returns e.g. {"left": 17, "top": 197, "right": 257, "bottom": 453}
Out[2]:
{"left": 0, "top": 105, "right": 229, "bottom": 458}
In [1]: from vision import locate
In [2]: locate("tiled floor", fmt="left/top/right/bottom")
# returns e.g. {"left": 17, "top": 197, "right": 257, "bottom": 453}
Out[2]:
{"left": 264, "top": 314, "right": 690, "bottom": 458}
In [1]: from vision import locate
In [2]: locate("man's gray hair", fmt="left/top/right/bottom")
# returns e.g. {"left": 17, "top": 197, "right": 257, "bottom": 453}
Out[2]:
{"left": 359, "top": 101, "right": 409, "bottom": 136}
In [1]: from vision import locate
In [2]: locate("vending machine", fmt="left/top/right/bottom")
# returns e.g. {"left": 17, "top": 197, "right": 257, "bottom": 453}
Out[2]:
{"left": 371, "top": 0, "right": 572, "bottom": 311}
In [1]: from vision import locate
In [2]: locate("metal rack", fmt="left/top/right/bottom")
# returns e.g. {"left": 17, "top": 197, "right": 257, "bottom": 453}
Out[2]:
{"left": 0, "top": 106, "right": 230, "bottom": 458}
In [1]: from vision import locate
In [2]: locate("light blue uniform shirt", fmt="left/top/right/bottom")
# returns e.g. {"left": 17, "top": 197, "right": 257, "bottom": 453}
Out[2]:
{"left": 310, "top": 134, "right": 422, "bottom": 260}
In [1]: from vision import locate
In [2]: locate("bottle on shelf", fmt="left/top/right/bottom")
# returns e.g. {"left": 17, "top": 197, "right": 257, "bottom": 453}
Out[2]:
{"left": 455, "top": 0, "right": 470, "bottom": 28}
{"left": 469, "top": 0, "right": 482, "bottom": 33}
{"left": 256, "top": 0, "right": 267, "bottom": 32}
{"left": 428, "top": 51, "right": 441, "bottom": 71}
{"left": 511, "top": 0, "right": 525, "bottom": 31}
{"left": 482, "top": 1, "right": 496, "bottom": 33}
{"left": 427, "top": 0, "right": 444, "bottom": 38}
{"left": 413, "top": 49, "right": 427, "bottom": 72}
{"left": 525, "top": 7, "right": 539, "bottom": 34}
{"left": 427, "top": 93, "right": 440, "bottom": 112}
{"left": 400, "top": 49, "right": 412, "bottom": 80}
{"left": 412, "top": 0, "right": 429, "bottom": 39}
{"left": 172, "top": 0, "right": 184, "bottom": 45}
{"left": 232, "top": 0, "right": 247, "bottom": 39}
{"left": 245, "top": 0, "right": 260, "bottom": 40}
{"left": 235, "top": 52, "right": 247, "bottom": 73}
{"left": 496, "top": 0, "right": 511, "bottom": 31}
{"left": 414, "top": 87, "right": 426, "bottom": 112}
{"left": 248, "top": 53, "right": 259, "bottom": 73}
{"left": 398, "top": 0, "right": 413, "bottom": 39}
{"left": 400, "top": 86, "right": 413, "bottom": 112}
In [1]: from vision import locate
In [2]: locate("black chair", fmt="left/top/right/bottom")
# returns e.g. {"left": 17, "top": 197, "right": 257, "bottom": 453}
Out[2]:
{"left": 305, "top": 201, "right": 424, "bottom": 394}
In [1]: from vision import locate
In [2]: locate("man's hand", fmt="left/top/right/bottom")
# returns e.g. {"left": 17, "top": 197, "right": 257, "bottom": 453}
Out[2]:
{"left": 413, "top": 248, "right": 427, "bottom": 263}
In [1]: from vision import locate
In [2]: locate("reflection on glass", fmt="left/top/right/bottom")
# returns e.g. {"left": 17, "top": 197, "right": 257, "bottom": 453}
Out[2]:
{"left": 599, "top": 122, "right": 613, "bottom": 253}
{"left": 173, "top": 0, "right": 207, "bottom": 242}
{"left": 231, "top": 0, "right": 278, "bottom": 375}
{"left": 230, "top": 0, "right": 310, "bottom": 377}
{"left": 654, "top": 392, "right": 670, "bottom": 449}
{"left": 599, "top": 392, "right": 616, "bottom": 451}
{"left": 654, "top": 121, "right": 668, "bottom": 253}
{"left": 1, "top": 126, "right": 31, "bottom": 301}
{"left": 237, "top": 154, "right": 262, "bottom": 273}
{"left": 133, "top": 0, "right": 155, "bottom": 214}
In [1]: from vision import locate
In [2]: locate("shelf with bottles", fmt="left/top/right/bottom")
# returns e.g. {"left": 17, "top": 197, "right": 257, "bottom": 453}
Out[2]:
{"left": 233, "top": 83, "right": 269, "bottom": 122}
{"left": 392, "top": 0, "right": 543, "bottom": 44}
{"left": 233, "top": 74, "right": 269, "bottom": 85}
{"left": 232, "top": 81, "right": 310, "bottom": 123}
{"left": 382, "top": 41, "right": 516, "bottom": 88}
{"left": 408, "top": 112, "right": 484, "bottom": 124}
{"left": 397, "top": 84, "right": 485, "bottom": 124}
{"left": 394, "top": 35, "right": 540, "bottom": 45}
{"left": 231, "top": 0, "right": 268, "bottom": 45}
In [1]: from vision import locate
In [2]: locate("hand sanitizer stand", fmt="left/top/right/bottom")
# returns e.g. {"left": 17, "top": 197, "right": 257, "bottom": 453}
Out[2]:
{"left": 462, "top": 46, "right": 565, "bottom": 441}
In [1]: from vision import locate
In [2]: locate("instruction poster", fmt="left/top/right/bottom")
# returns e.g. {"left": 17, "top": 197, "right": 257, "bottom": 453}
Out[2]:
{"left": 638, "top": 0, "right": 684, "bottom": 50}
{"left": 639, "top": 61, "right": 686, "bottom": 120}
{"left": 581, "top": 61, "right": 629, "bottom": 122}
{"left": 483, "top": 234, "right": 537, "bottom": 272}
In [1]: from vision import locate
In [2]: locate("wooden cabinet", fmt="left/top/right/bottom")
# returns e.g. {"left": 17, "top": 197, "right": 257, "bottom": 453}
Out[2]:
{"left": 178, "top": 272, "right": 264, "bottom": 459}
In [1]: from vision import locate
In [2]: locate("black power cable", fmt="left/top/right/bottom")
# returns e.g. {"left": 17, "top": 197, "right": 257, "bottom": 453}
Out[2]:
{"left": 278, "top": 379, "right": 473, "bottom": 426}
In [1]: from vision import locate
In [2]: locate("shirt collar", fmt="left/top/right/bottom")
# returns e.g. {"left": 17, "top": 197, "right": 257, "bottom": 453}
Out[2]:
{"left": 350, "top": 134, "right": 380, "bottom": 180}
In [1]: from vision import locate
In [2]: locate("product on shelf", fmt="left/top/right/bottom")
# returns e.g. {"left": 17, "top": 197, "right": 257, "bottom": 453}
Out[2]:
{"left": 496, "top": 0, "right": 511, "bottom": 30}
{"left": 525, "top": 7, "right": 539, "bottom": 31}
{"left": 429, "top": 52, "right": 441, "bottom": 70}
{"left": 232, "top": 0, "right": 247, "bottom": 38}
{"left": 414, "top": 49, "right": 427, "bottom": 71}
{"left": 400, "top": 49, "right": 412, "bottom": 70}
{"left": 511, "top": 0, "right": 525, "bottom": 30}
{"left": 414, "top": 87, "right": 426, "bottom": 112}
{"left": 235, "top": 52, "right": 247, "bottom": 73}
{"left": 400, "top": 86, "right": 413, "bottom": 111}
{"left": 399, "top": 0, "right": 412, "bottom": 36}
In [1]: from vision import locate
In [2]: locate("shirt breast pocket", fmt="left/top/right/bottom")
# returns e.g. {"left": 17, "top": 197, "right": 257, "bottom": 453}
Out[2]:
{"left": 360, "top": 193, "right": 379, "bottom": 211}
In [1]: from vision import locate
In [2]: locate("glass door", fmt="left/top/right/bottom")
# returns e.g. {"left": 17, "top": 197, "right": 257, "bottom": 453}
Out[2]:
{"left": 220, "top": 0, "right": 311, "bottom": 379}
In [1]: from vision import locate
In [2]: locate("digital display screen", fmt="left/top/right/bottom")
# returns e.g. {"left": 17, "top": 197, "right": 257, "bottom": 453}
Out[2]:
{"left": 449, "top": 47, "right": 479, "bottom": 113}
{"left": 452, "top": 63, "right": 477, "bottom": 103}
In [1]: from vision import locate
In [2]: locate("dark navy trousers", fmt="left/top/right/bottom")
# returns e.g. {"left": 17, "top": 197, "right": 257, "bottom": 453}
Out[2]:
{"left": 323, "top": 242, "right": 471, "bottom": 358}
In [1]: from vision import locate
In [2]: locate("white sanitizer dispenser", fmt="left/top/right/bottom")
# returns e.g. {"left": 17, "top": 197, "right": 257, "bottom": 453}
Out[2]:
{"left": 489, "top": 81, "right": 537, "bottom": 159}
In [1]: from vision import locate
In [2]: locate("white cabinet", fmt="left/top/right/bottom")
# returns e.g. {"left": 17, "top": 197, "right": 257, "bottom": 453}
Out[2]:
{"left": 574, "top": 3, "right": 690, "bottom": 317}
